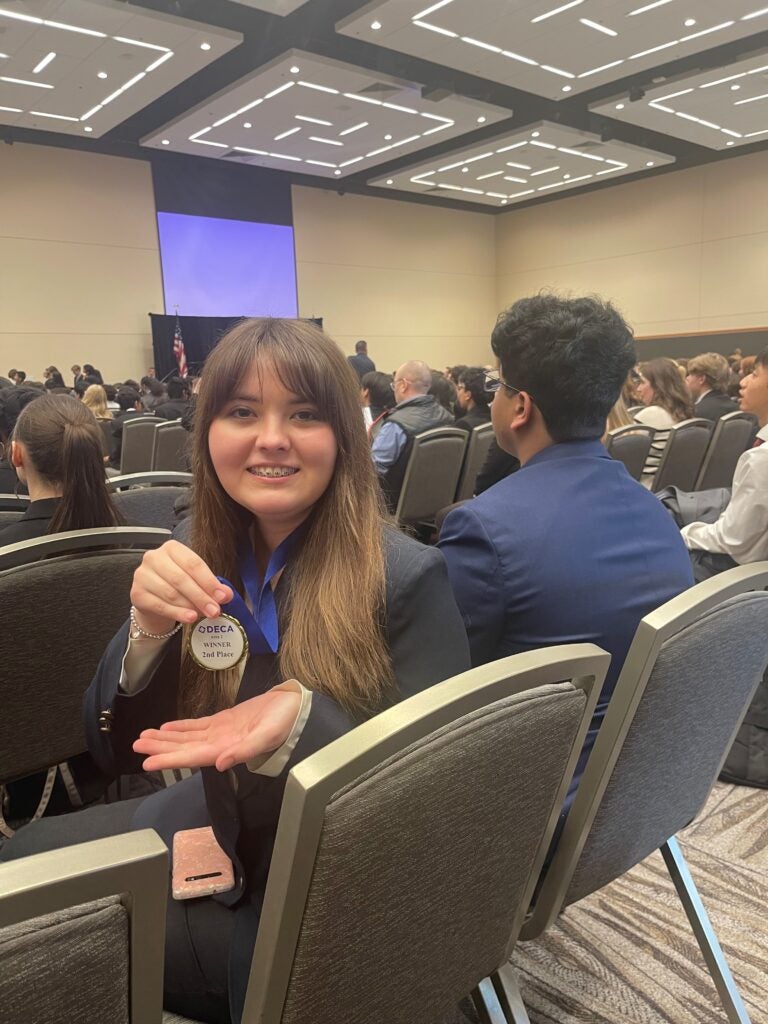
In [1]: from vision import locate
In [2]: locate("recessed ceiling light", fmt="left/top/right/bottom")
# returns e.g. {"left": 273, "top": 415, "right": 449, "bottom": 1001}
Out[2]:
{"left": 161, "top": 139, "right": 170, "bottom": 145}
{"left": 384, "top": 134, "right": 392, "bottom": 140}
{"left": 531, "top": 131, "right": 540, "bottom": 137}
{"left": 646, "top": 161, "right": 655, "bottom": 166}
{"left": 97, "top": 71, "right": 107, "bottom": 79}
{"left": 684, "top": 18, "right": 696, "bottom": 26}
{"left": 84, "top": 126, "right": 93, "bottom": 133}
{"left": 564, "top": 173, "right": 571, "bottom": 178}
{"left": 200, "top": 42, "right": 211, "bottom": 51}
{"left": 243, "top": 122, "right": 252, "bottom": 128}
{"left": 726, "top": 140, "right": 735, "bottom": 146}
{"left": 501, "top": 199, "right": 508, "bottom": 205}
{"left": 562, "top": 85, "right": 572, "bottom": 92}
{"left": 731, "top": 84, "right": 741, "bottom": 91}
{"left": 371, "top": 20, "right": 382, "bottom": 30}
{"left": 386, "top": 178, "right": 394, "bottom": 184}
{"left": 615, "top": 102, "right": 625, "bottom": 110}
{"left": 290, "top": 65, "right": 300, "bottom": 74}
{"left": 462, "top": 167, "right": 469, "bottom": 172}
{"left": 334, "top": 169, "right": 341, "bottom": 175}
{"left": 477, "top": 116, "right": 486, "bottom": 123}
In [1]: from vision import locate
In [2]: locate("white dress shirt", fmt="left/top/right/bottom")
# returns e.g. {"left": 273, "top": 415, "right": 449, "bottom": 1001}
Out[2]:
{"left": 682, "top": 424, "right": 768, "bottom": 563}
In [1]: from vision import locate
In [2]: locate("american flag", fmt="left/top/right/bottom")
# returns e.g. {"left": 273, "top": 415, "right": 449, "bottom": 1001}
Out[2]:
{"left": 172, "top": 316, "right": 188, "bottom": 378}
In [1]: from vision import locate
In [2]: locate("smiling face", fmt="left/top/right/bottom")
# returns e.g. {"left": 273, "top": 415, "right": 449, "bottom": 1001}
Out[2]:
{"left": 207, "top": 363, "right": 338, "bottom": 540}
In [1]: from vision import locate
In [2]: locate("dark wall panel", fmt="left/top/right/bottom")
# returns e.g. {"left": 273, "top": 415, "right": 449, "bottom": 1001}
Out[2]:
{"left": 635, "top": 329, "right": 768, "bottom": 360}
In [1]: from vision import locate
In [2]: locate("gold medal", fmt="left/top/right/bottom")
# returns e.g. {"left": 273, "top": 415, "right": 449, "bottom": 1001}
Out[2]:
{"left": 188, "top": 613, "right": 248, "bottom": 671}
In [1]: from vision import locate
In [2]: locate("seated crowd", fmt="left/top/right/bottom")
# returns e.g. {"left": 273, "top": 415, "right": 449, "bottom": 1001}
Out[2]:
{"left": 0, "top": 298, "right": 766, "bottom": 1024}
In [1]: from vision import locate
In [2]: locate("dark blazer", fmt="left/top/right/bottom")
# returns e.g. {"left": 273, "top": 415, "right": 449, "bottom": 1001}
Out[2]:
{"left": 454, "top": 404, "right": 491, "bottom": 433}
{"left": 155, "top": 399, "right": 191, "bottom": 421}
{"left": 347, "top": 353, "right": 376, "bottom": 380}
{"left": 695, "top": 390, "right": 738, "bottom": 422}
{"left": 0, "top": 497, "right": 60, "bottom": 545}
{"left": 439, "top": 439, "right": 694, "bottom": 802}
{"left": 84, "top": 525, "right": 469, "bottom": 1019}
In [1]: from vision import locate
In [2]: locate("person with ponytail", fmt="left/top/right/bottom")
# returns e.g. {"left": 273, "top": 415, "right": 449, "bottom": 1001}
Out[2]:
{"left": 0, "top": 318, "right": 469, "bottom": 1024}
{"left": 0, "top": 394, "right": 121, "bottom": 545}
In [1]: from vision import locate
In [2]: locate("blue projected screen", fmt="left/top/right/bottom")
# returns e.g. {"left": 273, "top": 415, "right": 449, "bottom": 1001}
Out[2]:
{"left": 157, "top": 212, "right": 298, "bottom": 318}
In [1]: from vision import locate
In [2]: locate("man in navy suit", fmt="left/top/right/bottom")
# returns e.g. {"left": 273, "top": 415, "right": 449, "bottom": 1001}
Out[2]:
{"left": 439, "top": 294, "right": 693, "bottom": 803}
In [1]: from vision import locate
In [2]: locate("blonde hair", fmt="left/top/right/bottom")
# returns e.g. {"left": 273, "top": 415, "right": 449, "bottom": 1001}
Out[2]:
{"left": 602, "top": 395, "right": 634, "bottom": 441}
{"left": 181, "top": 318, "right": 394, "bottom": 718}
{"left": 82, "top": 384, "right": 112, "bottom": 420}
{"left": 687, "top": 352, "right": 731, "bottom": 393}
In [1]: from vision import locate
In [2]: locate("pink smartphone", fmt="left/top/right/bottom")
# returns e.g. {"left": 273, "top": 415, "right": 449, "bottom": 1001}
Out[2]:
{"left": 172, "top": 826, "right": 235, "bottom": 900}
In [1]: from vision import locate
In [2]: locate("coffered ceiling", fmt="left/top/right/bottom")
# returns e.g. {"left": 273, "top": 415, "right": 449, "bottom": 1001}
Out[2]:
{"left": 2, "top": 0, "right": 767, "bottom": 213}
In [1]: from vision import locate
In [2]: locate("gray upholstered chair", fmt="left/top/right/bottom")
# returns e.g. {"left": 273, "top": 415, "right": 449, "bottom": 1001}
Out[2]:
{"left": 0, "top": 493, "right": 29, "bottom": 513}
{"left": 455, "top": 422, "right": 495, "bottom": 501}
{"left": 233, "top": 644, "right": 607, "bottom": 1024}
{"left": 120, "top": 417, "right": 164, "bottom": 475}
{"left": 694, "top": 412, "right": 759, "bottom": 491}
{"left": 651, "top": 417, "right": 713, "bottom": 492}
{"left": 0, "top": 830, "right": 167, "bottom": 1024}
{"left": 152, "top": 421, "right": 190, "bottom": 473}
{"left": 605, "top": 424, "right": 655, "bottom": 481}
{"left": 98, "top": 418, "right": 115, "bottom": 458}
{"left": 0, "top": 528, "right": 170, "bottom": 830}
{"left": 108, "top": 471, "right": 193, "bottom": 491}
{"left": 395, "top": 427, "right": 468, "bottom": 525}
{"left": 498, "top": 563, "right": 768, "bottom": 1024}
{"left": 112, "top": 487, "right": 186, "bottom": 531}
{"left": 0, "top": 510, "right": 23, "bottom": 526}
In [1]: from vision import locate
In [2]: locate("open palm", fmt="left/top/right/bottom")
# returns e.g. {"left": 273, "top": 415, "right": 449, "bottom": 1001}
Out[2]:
{"left": 133, "top": 688, "right": 301, "bottom": 772}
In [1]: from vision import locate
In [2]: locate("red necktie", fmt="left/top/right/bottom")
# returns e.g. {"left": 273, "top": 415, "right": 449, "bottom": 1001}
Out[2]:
{"left": 754, "top": 438, "right": 765, "bottom": 448}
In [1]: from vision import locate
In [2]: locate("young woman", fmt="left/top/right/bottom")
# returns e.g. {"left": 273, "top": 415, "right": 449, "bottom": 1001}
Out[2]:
{"left": 633, "top": 358, "right": 694, "bottom": 485}
{"left": 1, "top": 319, "right": 469, "bottom": 1024}
{"left": 0, "top": 393, "right": 121, "bottom": 544}
{"left": 81, "top": 383, "right": 113, "bottom": 420}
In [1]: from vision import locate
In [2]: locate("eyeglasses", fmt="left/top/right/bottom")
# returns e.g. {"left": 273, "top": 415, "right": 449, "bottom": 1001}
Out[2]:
{"left": 483, "top": 369, "right": 524, "bottom": 397}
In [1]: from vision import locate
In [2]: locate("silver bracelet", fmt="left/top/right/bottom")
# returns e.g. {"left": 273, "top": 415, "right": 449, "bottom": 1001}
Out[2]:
{"left": 129, "top": 606, "right": 183, "bottom": 641}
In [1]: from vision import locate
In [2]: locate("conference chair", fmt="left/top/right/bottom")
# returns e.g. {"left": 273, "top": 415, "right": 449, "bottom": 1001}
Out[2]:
{"left": 0, "top": 511, "right": 23, "bottom": 526}
{"left": 395, "top": 427, "right": 468, "bottom": 525}
{"left": 694, "top": 412, "right": 759, "bottom": 491}
{"left": 108, "top": 471, "right": 193, "bottom": 491}
{"left": 651, "top": 417, "right": 713, "bottom": 492}
{"left": 98, "top": 418, "right": 114, "bottom": 458}
{"left": 605, "top": 424, "right": 656, "bottom": 481}
{"left": 0, "top": 528, "right": 170, "bottom": 832}
{"left": 0, "top": 493, "right": 29, "bottom": 513}
{"left": 152, "top": 420, "right": 190, "bottom": 473}
{"left": 119, "top": 416, "right": 164, "bottom": 475}
{"left": 0, "top": 831, "right": 167, "bottom": 1024}
{"left": 496, "top": 563, "right": 768, "bottom": 1024}
{"left": 455, "top": 422, "right": 495, "bottom": 501}
{"left": 112, "top": 486, "right": 187, "bottom": 532}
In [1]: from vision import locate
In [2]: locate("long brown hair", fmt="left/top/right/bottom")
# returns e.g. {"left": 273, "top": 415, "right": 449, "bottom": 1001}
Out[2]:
{"left": 13, "top": 394, "right": 122, "bottom": 533}
{"left": 182, "top": 318, "right": 394, "bottom": 718}
{"left": 639, "top": 358, "right": 693, "bottom": 422}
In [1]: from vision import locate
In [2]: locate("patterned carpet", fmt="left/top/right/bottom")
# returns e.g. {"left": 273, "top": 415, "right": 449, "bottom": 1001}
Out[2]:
{"left": 506, "top": 782, "right": 768, "bottom": 1024}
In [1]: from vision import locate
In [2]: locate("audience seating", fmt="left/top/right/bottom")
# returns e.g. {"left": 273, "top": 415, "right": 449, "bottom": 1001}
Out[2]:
{"left": 694, "top": 412, "right": 759, "bottom": 491}
{"left": 97, "top": 419, "right": 114, "bottom": 458}
{"left": 152, "top": 420, "right": 190, "bottom": 473}
{"left": 0, "top": 511, "right": 23, "bottom": 526}
{"left": 650, "top": 417, "right": 713, "bottom": 492}
{"left": 496, "top": 562, "right": 768, "bottom": 1024}
{"left": 605, "top": 424, "right": 656, "bottom": 481}
{"left": 0, "top": 830, "right": 167, "bottom": 1024}
{"left": 0, "top": 494, "right": 29, "bottom": 513}
{"left": 455, "top": 422, "right": 495, "bottom": 501}
{"left": 112, "top": 486, "right": 186, "bottom": 531}
{"left": 119, "top": 416, "right": 164, "bottom": 475}
{"left": 0, "top": 528, "right": 170, "bottom": 828}
{"left": 108, "top": 471, "right": 193, "bottom": 491}
{"left": 395, "top": 427, "right": 468, "bottom": 525}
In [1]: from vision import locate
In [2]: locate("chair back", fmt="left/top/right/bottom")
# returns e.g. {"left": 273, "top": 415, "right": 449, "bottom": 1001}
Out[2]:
{"left": 243, "top": 645, "right": 609, "bottom": 1024}
{"left": 395, "top": 427, "right": 468, "bottom": 523}
{"left": 0, "top": 831, "right": 167, "bottom": 1024}
{"left": 112, "top": 486, "right": 184, "bottom": 531}
{"left": 0, "top": 511, "right": 23, "bottom": 526}
{"left": 605, "top": 424, "right": 655, "bottom": 481}
{"left": 0, "top": 494, "right": 29, "bottom": 513}
{"left": 119, "top": 417, "right": 163, "bottom": 475}
{"left": 525, "top": 564, "right": 768, "bottom": 937}
{"left": 152, "top": 420, "right": 190, "bottom": 472}
{"left": 651, "top": 418, "right": 713, "bottom": 492}
{"left": 455, "top": 423, "right": 495, "bottom": 501}
{"left": 694, "top": 411, "right": 759, "bottom": 491}
{"left": 98, "top": 418, "right": 114, "bottom": 458}
{"left": 108, "top": 471, "right": 193, "bottom": 491}
{"left": 0, "top": 528, "right": 169, "bottom": 780}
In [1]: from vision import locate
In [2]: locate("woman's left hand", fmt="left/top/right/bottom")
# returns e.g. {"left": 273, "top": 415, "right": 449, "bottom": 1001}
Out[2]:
{"left": 132, "top": 687, "right": 302, "bottom": 772}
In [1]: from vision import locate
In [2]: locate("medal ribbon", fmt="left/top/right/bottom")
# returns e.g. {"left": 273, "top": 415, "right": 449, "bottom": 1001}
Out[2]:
{"left": 215, "top": 526, "right": 303, "bottom": 656}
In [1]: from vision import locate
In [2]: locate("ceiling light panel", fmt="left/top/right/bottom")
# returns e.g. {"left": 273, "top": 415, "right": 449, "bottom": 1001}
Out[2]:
{"left": 337, "top": 0, "right": 767, "bottom": 100}
{"left": 140, "top": 51, "right": 510, "bottom": 178}
{"left": 592, "top": 50, "right": 768, "bottom": 149}
{"left": 368, "top": 121, "right": 674, "bottom": 207}
{"left": 0, "top": 0, "right": 242, "bottom": 138}
{"left": 224, "top": 0, "right": 311, "bottom": 11}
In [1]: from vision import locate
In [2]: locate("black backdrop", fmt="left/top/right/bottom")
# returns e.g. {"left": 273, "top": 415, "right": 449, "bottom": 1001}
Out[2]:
{"left": 149, "top": 314, "right": 324, "bottom": 379}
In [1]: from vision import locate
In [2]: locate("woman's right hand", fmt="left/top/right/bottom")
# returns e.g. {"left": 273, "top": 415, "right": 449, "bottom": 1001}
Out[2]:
{"left": 130, "top": 540, "right": 234, "bottom": 635}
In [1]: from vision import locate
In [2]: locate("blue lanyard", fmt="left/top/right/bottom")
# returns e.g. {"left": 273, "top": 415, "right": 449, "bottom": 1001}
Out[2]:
{"left": 216, "top": 526, "right": 303, "bottom": 656}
